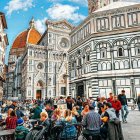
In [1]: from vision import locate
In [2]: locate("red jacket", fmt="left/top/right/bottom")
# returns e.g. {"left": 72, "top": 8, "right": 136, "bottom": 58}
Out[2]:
{"left": 107, "top": 97, "right": 113, "bottom": 103}
{"left": 111, "top": 100, "right": 122, "bottom": 112}
{"left": 6, "top": 116, "right": 17, "bottom": 129}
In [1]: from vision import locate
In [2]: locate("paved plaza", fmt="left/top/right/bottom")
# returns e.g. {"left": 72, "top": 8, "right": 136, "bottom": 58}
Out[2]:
{"left": 122, "top": 110, "right": 140, "bottom": 140}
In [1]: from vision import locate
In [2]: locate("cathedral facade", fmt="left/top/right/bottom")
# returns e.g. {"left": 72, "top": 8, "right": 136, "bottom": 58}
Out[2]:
{"left": 69, "top": 1, "right": 140, "bottom": 99}
{"left": 7, "top": 19, "right": 72, "bottom": 99}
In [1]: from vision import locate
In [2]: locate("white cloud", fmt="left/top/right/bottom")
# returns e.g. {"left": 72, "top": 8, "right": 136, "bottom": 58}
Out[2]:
{"left": 46, "top": 4, "right": 86, "bottom": 24}
{"left": 4, "top": 0, "right": 34, "bottom": 15}
{"left": 35, "top": 18, "right": 47, "bottom": 34}
{"left": 48, "top": 0, "right": 88, "bottom": 6}
{"left": 69, "top": 0, "right": 87, "bottom": 5}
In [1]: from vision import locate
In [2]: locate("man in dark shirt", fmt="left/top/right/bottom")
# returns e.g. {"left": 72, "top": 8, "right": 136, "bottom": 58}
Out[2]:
{"left": 118, "top": 90, "right": 129, "bottom": 123}
{"left": 9, "top": 100, "right": 24, "bottom": 119}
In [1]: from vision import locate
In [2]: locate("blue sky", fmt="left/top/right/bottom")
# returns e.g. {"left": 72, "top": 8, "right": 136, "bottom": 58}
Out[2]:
{"left": 0, "top": 0, "right": 88, "bottom": 64}
{"left": 0, "top": 0, "right": 140, "bottom": 64}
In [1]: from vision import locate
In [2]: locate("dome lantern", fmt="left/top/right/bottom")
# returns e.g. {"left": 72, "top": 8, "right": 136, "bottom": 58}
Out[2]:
{"left": 29, "top": 17, "right": 35, "bottom": 29}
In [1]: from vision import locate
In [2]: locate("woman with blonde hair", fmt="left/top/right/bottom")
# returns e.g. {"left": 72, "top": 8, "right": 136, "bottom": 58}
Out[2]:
{"left": 51, "top": 108, "right": 61, "bottom": 121}
{"left": 71, "top": 106, "right": 79, "bottom": 117}
{"left": 63, "top": 109, "right": 77, "bottom": 124}
{"left": 59, "top": 109, "right": 77, "bottom": 139}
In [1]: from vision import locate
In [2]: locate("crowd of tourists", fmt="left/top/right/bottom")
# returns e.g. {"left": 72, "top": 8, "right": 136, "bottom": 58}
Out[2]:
{"left": 0, "top": 90, "right": 140, "bottom": 140}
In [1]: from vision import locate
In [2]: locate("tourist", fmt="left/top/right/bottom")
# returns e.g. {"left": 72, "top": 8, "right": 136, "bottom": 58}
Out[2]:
{"left": 7, "top": 108, "right": 13, "bottom": 117}
{"left": 6, "top": 110, "right": 17, "bottom": 129}
{"left": 15, "top": 107, "right": 25, "bottom": 119}
{"left": 81, "top": 102, "right": 89, "bottom": 117}
{"left": 71, "top": 106, "right": 80, "bottom": 122}
{"left": 100, "top": 102, "right": 124, "bottom": 140}
{"left": 66, "top": 96, "right": 74, "bottom": 110}
{"left": 8, "top": 100, "right": 18, "bottom": 110}
{"left": 118, "top": 90, "right": 129, "bottom": 123}
{"left": 40, "top": 112, "right": 50, "bottom": 129}
{"left": 57, "top": 96, "right": 65, "bottom": 104}
{"left": 15, "top": 118, "right": 29, "bottom": 140}
{"left": 82, "top": 106, "right": 101, "bottom": 140}
{"left": 45, "top": 104, "right": 53, "bottom": 119}
{"left": 96, "top": 96, "right": 100, "bottom": 102}
{"left": 107, "top": 93, "right": 114, "bottom": 103}
{"left": 111, "top": 96, "right": 122, "bottom": 118}
{"left": 76, "top": 96, "right": 83, "bottom": 110}
{"left": 97, "top": 97, "right": 106, "bottom": 115}
{"left": 63, "top": 109, "right": 77, "bottom": 124}
{"left": 31, "top": 102, "right": 42, "bottom": 119}
{"left": 51, "top": 108, "right": 61, "bottom": 121}
{"left": 8, "top": 100, "right": 24, "bottom": 119}
{"left": 59, "top": 109, "right": 77, "bottom": 139}
{"left": 137, "top": 94, "right": 140, "bottom": 111}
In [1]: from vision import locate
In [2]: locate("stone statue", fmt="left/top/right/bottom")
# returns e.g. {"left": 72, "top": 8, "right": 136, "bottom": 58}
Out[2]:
{"left": 88, "top": 0, "right": 99, "bottom": 14}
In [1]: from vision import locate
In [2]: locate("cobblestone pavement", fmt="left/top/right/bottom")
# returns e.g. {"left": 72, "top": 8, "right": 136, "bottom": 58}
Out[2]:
{"left": 122, "top": 110, "right": 140, "bottom": 140}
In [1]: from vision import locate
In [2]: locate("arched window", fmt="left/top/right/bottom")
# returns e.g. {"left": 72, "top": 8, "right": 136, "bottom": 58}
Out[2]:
{"left": 102, "top": 63, "right": 107, "bottom": 70}
{"left": 115, "top": 61, "right": 119, "bottom": 70}
{"left": 136, "top": 44, "right": 140, "bottom": 55}
{"left": 53, "top": 54, "right": 55, "bottom": 59}
{"left": 56, "top": 54, "right": 58, "bottom": 59}
{"left": 98, "top": 63, "right": 102, "bottom": 70}
{"left": 138, "top": 60, "right": 140, "bottom": 67}
{"left": 86, "top": 54, "right": 90, "bottom": 61}
{"left": 120, "top": 61, "right": 124, "bottom": 69}
{"left": 118, "top": 47, "right": 124, "bottom": 57}
{"left": 100, "top": 48, "right": 106, "bottom": 58}
{"left": 107, "top": 62, "right": 111, "bottom": 70}
{"left": 35, "top": 51, "right": 38, "bottom": 57}
{"left": 63, "top": 53, "right": 66, "bottom": 60}
{"left": 29, "top": 50, "right": 32, "bottom": 56}
{"left": 124, "top": 61, "right": 129, "bottom": 69}
{"left": 39, "top": 52, "right": 42, "bottom": 57}
{"left": 138, "top": 48, "right": 140, "bottom": 54}
{"left": 133, "top": 60, "right": 138, "bottom": 68}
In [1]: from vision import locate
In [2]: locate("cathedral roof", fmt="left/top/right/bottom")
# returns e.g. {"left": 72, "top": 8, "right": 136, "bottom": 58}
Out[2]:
{"left": 12, "top": 18, "right": 41, "bottom": 49}
{"left": 95, "top": 1, "right": 139, "bottom": 13}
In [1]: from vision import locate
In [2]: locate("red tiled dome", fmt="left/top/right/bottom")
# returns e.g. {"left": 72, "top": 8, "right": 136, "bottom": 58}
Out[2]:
{"left": 12, "top": 28, "right": 41, "bottom": 49}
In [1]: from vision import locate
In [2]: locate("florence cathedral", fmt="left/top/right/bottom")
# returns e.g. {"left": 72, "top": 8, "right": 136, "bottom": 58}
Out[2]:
{"left": 7, "top": 19, "right": 73, "bottom": 99}
{"left": 6, "top": 0, "right": 140, "bottom": 99}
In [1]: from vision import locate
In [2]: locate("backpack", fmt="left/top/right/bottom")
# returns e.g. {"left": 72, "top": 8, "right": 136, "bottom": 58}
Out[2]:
{"left": 60, "top": 123, "right": 77, "bottom": 139}
{"left": 15, "top": 130, "right": 26, "bottom": 140}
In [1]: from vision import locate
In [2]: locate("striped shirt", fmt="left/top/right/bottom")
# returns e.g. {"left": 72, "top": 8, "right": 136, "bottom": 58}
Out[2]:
{"left": 82, "top": 110, "right": 101, "bottom": 131}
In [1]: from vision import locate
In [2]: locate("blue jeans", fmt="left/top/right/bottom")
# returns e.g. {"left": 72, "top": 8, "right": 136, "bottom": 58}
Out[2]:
{"left": 121, "top": 105, "right": 129, "bottom": 121}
